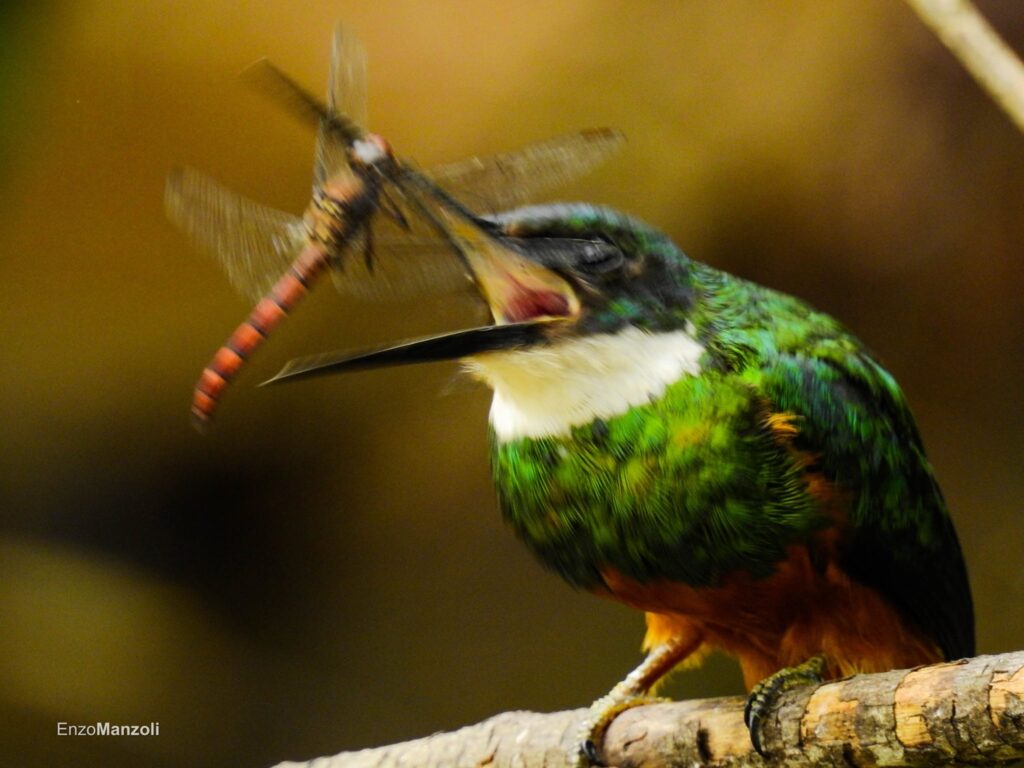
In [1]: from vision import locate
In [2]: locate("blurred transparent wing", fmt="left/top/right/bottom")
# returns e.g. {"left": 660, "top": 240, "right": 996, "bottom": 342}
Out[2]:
{"left": 168, "top": 166, "right": 470, "bottom": 304}
{"left": 424, "top": 128, "right": 625, "bottom": 213}
{"left": 313, "top": 25, "right": 368, "bottom": 187}
{"left": 166, "top": 167, "right": 307, "bottom": 303}
{"left": 329, "top": 129, "right": 627, "bottom": 300}
{"left": 329, "top": 188, "right": 476, "bottom": 302}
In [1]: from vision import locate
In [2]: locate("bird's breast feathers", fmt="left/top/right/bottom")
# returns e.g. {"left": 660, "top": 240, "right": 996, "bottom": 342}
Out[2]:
{"left": 465, "top": 324, "right": 705, "bottom": 441}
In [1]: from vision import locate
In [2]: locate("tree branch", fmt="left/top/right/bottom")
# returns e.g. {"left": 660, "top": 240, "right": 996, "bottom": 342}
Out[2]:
{"left": 903, "top": 0, "right": 1024, "bottom": 132}
{"left": 271, "top": 650, "right": 1024, "bottom": 768}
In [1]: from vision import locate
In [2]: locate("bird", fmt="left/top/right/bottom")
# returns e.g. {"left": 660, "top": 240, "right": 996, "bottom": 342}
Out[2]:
{"left": 269, "top": 201, "right": 975, "bottom": 759}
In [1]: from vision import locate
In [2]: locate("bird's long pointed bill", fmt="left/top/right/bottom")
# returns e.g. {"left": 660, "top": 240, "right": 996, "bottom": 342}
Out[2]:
{"left": 265, "top": 209, "right": 583, "bottom": 387}
{"left": 263, "top": 321, "right": 557, "bottom": 385}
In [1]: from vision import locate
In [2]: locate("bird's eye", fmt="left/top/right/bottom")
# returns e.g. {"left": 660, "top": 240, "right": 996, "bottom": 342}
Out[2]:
{"left": 574, "top": 241, "right": 625, "bottom": 274}
{"left": 511, "top": 236, "right": 627, "bottom": 276}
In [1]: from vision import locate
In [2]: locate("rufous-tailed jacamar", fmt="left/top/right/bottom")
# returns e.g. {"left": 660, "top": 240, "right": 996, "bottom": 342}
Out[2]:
{"left": 271, "top": 201, "right": 975, "bottom": 758}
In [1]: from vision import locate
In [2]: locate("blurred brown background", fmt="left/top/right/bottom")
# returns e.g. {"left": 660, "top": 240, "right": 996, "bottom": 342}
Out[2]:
{"left": 2, "top": 1, "right": 1022, "bottom": 766}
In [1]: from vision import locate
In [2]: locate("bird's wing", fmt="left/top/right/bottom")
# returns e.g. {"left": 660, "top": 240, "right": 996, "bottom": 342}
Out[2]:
{"left": 759, "top": 346, "right": 975, "bottom": 660}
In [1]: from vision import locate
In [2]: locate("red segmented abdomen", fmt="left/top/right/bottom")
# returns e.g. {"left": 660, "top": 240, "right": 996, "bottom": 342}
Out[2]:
{"left": 191, "top": 242, "right": 330, "bottom": 430}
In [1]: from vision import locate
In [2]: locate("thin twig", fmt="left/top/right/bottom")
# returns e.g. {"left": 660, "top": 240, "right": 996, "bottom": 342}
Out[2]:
{"left": 904, "top": 0, "right": 1024, "bottom": 132}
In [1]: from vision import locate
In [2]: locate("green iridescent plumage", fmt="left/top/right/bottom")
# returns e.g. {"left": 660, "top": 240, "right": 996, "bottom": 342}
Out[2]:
{"left": 486, "top": 204, "right": 974, "bottom": 661}
{"left": 492, "top": 368, "right": 821, "bottom": 588}
{"left": 265, "top": 196, "right": 974, "bottom": 758}
{"left": 266, "top": 198, "right": 974, "bottom": 762}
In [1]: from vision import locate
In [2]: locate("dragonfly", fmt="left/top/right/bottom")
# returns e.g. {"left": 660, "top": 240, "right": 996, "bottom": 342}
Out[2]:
{"left": 167, "top": 28, "right": 625, "bottom": 431}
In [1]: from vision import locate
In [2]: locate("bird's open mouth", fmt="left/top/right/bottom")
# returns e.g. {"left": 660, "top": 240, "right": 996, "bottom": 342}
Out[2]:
{"left": 465, "top": 240, "right": 580, "bottom": 325}
{"left": 501, "top": 283, "right": 573, "bottom": 324}
{"left": 264, "top": 230, "right": 578, "bottom": 385}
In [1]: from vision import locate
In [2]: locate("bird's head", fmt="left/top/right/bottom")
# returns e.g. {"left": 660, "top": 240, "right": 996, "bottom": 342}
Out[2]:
{"left": 472, "top": 203, "right": 695, "bottom": 336}
{"left": 268, "top": 204, "right": 706, "bottom": 439}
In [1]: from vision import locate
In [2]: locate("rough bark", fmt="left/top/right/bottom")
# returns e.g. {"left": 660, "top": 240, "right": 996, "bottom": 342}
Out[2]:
{"left": 271, "top": 650, "right": 1024, "bottom": 768}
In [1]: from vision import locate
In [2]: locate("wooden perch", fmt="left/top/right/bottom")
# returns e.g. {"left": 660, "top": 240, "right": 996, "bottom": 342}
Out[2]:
{"left": 272, "top": 650, "right": 1024, "bottom": 768}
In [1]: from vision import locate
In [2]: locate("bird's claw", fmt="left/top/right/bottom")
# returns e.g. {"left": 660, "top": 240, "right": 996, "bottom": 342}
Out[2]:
{"left": 744, "top": 655, "right": 826, "bottom": 756}
{"left": 581, "top": 738, "right": 605, "bottom": 767}
{"left": 573, "top": 694, "right": 666, "bottom": 767}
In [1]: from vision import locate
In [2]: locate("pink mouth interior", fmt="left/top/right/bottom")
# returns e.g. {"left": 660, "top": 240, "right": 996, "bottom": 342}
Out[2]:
{"left": 502, "top": 287, "right": 572, "bottom": 323}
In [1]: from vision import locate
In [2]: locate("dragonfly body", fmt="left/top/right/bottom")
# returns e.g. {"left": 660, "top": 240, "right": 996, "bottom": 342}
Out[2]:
{"left": 168, "top": 39, "right": 623, "bottom": 429}
{"left": 191, "top": 240, "right": 326, "bottom": 426}
{"left": 189, "top": 134, "right": 397, "bottom": 428}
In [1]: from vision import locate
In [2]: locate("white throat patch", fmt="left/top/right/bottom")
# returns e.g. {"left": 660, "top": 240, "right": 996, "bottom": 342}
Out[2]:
{"left": 464, "top": 325, "right": 705, "bottom": 441}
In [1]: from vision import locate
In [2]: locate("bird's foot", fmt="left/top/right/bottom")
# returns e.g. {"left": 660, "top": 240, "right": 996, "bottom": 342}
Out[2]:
{"left": 744, "top": 655, "right": 826, "bottom": 756}
{"left": 571, "top": 635, "right": 698, "bottom": 766}
{"left": 574, "top": 691, "right": 668, "bottom": 767}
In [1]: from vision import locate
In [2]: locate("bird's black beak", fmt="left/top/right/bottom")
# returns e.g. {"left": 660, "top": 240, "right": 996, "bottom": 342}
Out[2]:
{"left": 262, "top": 320, "right": 565, "bottom": 385}
{"left": 264, "top": 221, "right": 581, "bottom": 385}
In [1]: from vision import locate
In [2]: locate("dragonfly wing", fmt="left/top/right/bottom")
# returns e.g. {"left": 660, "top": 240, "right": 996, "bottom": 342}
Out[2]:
{"left": 328, "top": 193, "right": 476, "bottom": 302}
{"left": 331, "top": 129, "right": 627, "bottom": 300}
{"left": 166, "top": 166, "right": 308, "bottom": 303}
{"left": 424, "top": 128, "right": 625, "bottom": 212}
{"left": 313, "top": 24, "right": 368, "bottom": 187}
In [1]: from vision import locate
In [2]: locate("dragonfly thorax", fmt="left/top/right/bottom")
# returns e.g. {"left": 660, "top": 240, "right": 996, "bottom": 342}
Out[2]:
{"left": 305, "top": 178, "right": 378, "bottom": 249}
{"left": 351, "top": 133, "right": 392, "bottom": 168}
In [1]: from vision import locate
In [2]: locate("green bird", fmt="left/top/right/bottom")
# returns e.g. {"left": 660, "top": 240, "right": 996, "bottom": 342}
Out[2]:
{"left": 168, "top": 25, "right": 973, "bottom": 762}
{"left": 273, "top": 201, "right": 974, "bottom": 757}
